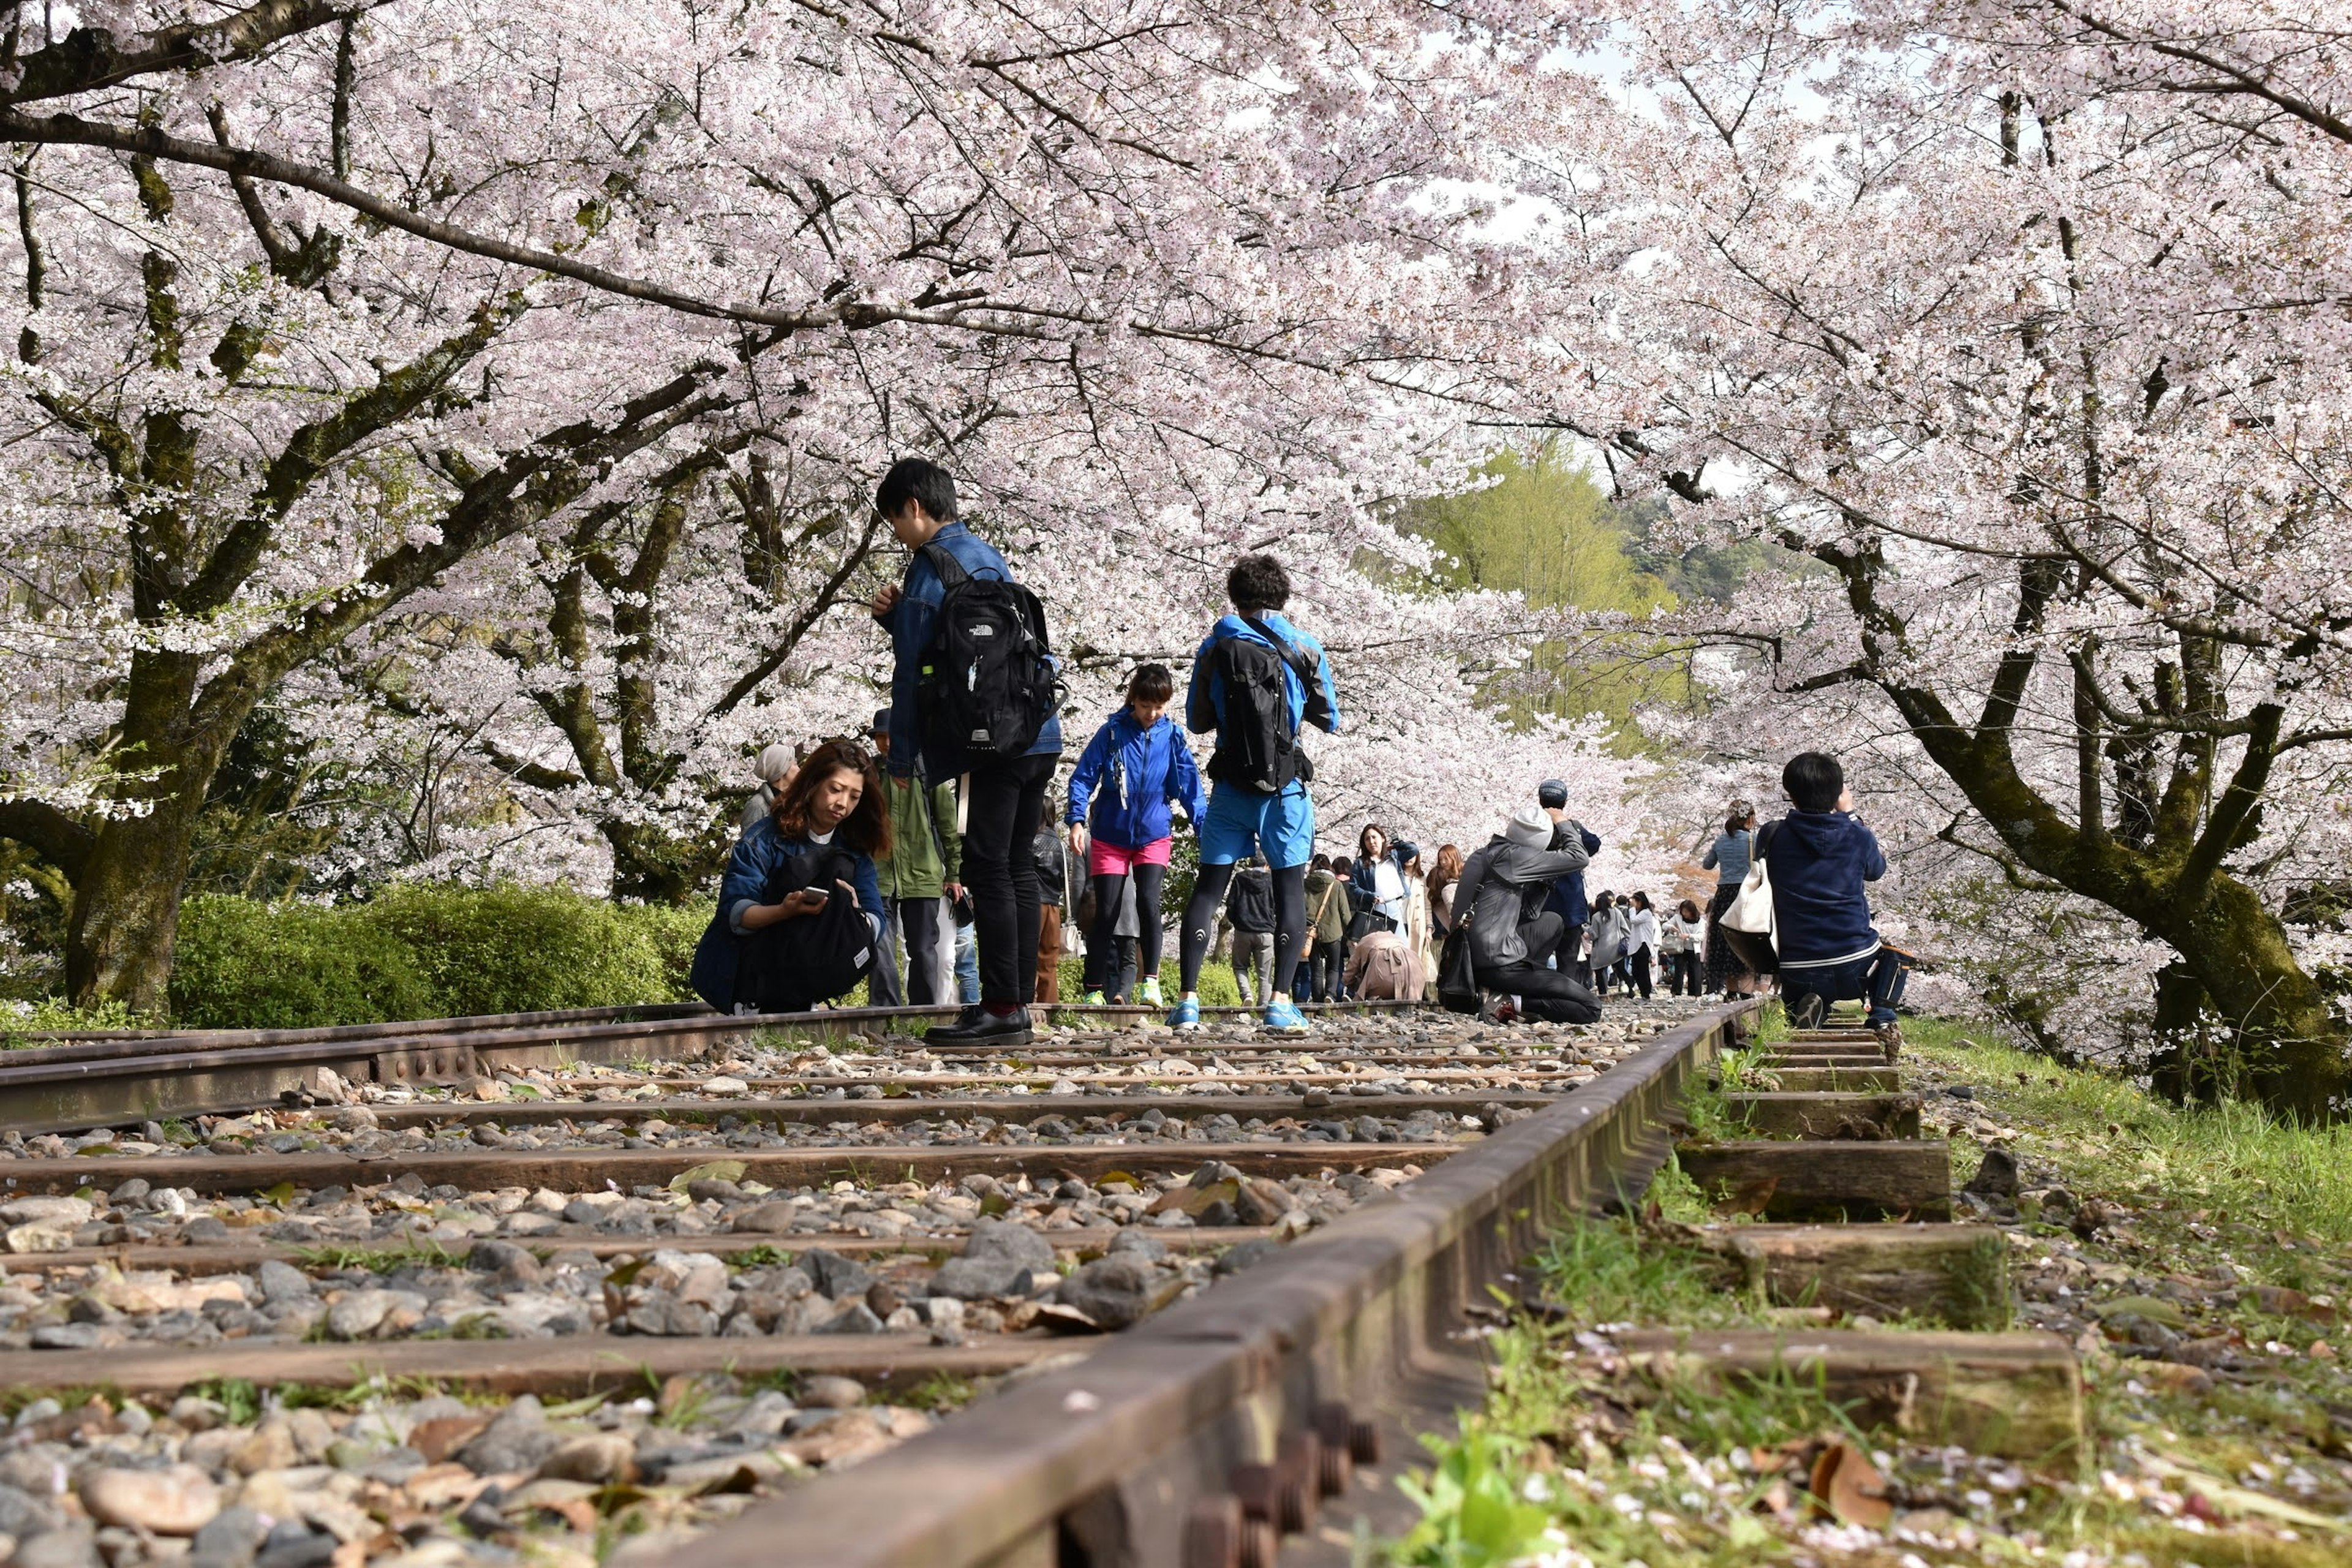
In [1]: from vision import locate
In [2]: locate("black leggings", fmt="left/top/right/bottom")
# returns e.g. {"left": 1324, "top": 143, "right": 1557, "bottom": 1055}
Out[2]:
{"left": 1182, "top": 864, "right": 1308, "bottom": 1000}
{"left": 1087, "top": 863, "right": 1167, "bottom": 998}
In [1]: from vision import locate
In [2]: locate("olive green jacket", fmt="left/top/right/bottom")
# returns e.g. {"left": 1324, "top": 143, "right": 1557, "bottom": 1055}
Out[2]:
{"left": 876, "top": 775, "right": 962, "bottom": 900}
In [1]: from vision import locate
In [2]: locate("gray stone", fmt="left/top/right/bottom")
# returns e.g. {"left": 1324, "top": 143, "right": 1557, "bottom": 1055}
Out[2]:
{"left": 1964, "top": 1148, "right": 2019, "bottom": 1200}
{"left": 469, "top": 1240, "right": 545, "bottom": 1284}
{"left": 800, "top": 1249, "right": 873, "bottom": 1299}
{"left": 0, "top": 1482, "right": 61, "bottom": 1539}
{"left": 1056, "top": 1256, "right": 1161, "bottom": 1329}
{"left": 624, "top": 1295, "right": 720, "bottom": 1337}
{"left": 813, "top": 1301, "right": 884, "bottom": 1335}
{"left": 928, "top": 1257, "right": 1035, "bottom": 1301}
{"left": 255, "top": 1261, "right": 314, "bottom": 1305}
{"left": 190, "top": 1503, "right": 268, "bottom": 1568}
{"left": 12, "top": 1526, "right": 98, "bottom": 1568}
{"left": 797, "top": 1374, "right": 865, "bottom": 1409}
{"left": 453, "top": 1397, "right": 564, "bottom": 1477}
{"left": 254, "top": 1519, "right": 338, "bottom": 1568}
{"left": 725, "top": 1390, "right": 797, "bottom": 1438}
{"left": 1106, "top": 1227, "right": 1167, "bottom": 1261}
{"left": 963, "top": 1217, "right": 1054, "bottom": 1268}
{"left": 1213, "top": 1238, "right": 1281, "bottom": 1276}
{"left": 325, "top": 1289, "right": 423, "bottom": 1341}
{"left": 728, "top": 1200, "right": 799, "bottom": 1234}
{"left": 28, "top": 1324, "right": 107, "bottom": 1351}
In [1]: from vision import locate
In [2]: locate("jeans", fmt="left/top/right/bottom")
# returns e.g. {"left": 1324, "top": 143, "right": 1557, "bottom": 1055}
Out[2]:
{"left": 954, "top": 922, "right": 980, "bottom": 1005}
{"left": 1782, "top": 948, "right": 1911, "bottom": 1026}
{"left": 1306, "top": 939, "right": 1343, "bottom": 1002}
{"left": 962, "top": 752, "right": 1057, "bottom": 1006}
{"left": 1231, "top": 930, "right": 1274, "bottom": 1005}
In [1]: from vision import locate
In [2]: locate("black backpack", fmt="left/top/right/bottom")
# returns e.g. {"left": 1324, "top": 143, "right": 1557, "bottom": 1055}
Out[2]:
{"left": 914, "top": 543, "right": 1060, "bottom": 776}
{"left": 1200, "top": 618, "right": 1328, "bottom": 793}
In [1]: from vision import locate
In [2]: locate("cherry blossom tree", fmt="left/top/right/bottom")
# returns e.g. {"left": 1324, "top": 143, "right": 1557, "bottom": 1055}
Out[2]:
{"left": 1504, "top": 1, "right": 2352, "bottom": 1112}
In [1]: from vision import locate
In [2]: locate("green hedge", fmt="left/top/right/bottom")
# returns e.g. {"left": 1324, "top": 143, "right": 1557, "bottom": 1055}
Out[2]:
{"left": 170, "top": 886, "right": 705, "bottom": 1030}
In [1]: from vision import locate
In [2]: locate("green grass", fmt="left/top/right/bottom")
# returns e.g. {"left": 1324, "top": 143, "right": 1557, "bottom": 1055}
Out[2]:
{"left": 1384, "top": 1014, "right": 2352, "bottom": 1568}
{"left": 293, "top": 1240, "right": 469, "bottom": 1273}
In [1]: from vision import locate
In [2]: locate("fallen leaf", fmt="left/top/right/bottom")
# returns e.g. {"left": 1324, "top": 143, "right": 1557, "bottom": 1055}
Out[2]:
{"left": 1808, "top": 1440, "right": 1892, "bottom": 1529}
{"left": 1718, "top": 1176, "right": 1778, "bottom": 1216}
{"left": 668, "top": 1159, "right": 748, "bottom": 1196}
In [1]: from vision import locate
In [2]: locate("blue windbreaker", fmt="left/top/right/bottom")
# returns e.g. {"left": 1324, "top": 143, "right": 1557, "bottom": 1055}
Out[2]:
{"left": 1066, "top": 708, "right": 1207, "bottom": 850}
{"left": 1184, "top": 612, "right": 1341, "bottom": 755}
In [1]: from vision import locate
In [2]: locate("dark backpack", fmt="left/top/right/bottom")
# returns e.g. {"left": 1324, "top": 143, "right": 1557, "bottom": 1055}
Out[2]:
{"left": 1202, "top": 618, "right": 1327, "bottom": 793}
{"left": 914, "top": 543, "right": 1059, "bottom": 776}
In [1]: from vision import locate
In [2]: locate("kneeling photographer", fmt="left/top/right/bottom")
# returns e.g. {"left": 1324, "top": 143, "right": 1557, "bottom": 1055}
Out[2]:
{"left": 692, "top": 738, "right": 889, "bottom": 1014}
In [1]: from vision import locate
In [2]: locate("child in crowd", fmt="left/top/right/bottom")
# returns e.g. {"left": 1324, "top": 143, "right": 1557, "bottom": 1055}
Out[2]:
{"left": 1066, "top": 664, "right": 1205, "bottom": 1006}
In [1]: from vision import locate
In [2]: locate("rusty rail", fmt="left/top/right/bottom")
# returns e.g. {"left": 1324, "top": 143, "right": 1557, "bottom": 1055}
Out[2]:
{"left": 0, "top": 1000, "right": 1416, "bottom": 1134}
{"left": 674, "top": 998, "right": 1760, "bottom": 1568}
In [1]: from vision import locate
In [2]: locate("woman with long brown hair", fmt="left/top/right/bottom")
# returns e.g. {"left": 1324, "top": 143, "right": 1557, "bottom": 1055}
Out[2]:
{"left": 1426, "top": 843, "right": 1466, "bottom": 930}
{"left": 690, "top": 739, "right": 892, "bottom": 1014}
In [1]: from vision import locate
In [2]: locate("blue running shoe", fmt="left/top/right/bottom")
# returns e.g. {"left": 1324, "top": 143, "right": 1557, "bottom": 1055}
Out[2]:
{"left": 1261, "top": 997, "right": 1308, "bottom": 1036}
{"left": 1166, "top": 995, "right": 1201, "bottom": 1031}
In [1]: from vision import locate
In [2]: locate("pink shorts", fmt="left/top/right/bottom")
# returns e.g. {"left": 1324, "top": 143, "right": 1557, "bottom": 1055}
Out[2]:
{"left": 1088, "top": 836, "right": 1174, "bottom": 876}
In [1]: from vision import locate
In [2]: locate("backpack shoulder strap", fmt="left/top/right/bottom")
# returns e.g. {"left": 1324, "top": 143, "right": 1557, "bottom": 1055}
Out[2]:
{"left": 918, "top": 541, "right": 972, "bottom": 589}
{"left": 1240, "top": 616, "right": 1318, "bottom": 684}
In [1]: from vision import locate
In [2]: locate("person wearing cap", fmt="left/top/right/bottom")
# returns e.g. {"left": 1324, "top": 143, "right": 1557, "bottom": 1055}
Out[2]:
{"left": 1448, "top": 805, "right": 1603, "bottom": 1025}
{"left": 738, "top": 744, "right": 799, "bottom": 834}
{"left": 1536, "top": 780, "right": 1603, "bottom": 978}
{"left": 869, "top": 710, "right": 962, "bottom": 1008}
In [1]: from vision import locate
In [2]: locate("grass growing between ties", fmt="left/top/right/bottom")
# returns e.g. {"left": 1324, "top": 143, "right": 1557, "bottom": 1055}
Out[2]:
{"left": 1385, "top": 1016, "right": 2352, "bottom": 1568}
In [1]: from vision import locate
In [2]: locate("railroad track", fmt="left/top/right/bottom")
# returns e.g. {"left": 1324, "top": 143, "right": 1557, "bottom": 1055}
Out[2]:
{"left": 0, "top": 996, "right": 1754, "bottom": 1567}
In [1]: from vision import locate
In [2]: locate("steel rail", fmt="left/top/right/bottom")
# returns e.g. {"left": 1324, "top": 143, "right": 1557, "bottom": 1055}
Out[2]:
{"left": 668, "top": 998, "right": 1761, "bottom": 1568}
{"left": 0, "top": 1000, "right": 1418, "bottom": 1135}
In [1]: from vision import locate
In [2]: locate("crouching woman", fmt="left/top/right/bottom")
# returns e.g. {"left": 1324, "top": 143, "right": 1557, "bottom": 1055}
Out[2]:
{"left": 692, "top": 739, "right": 891, "bottom": 1014}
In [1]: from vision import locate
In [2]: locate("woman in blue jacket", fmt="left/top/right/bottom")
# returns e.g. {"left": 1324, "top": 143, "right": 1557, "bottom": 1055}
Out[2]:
{"left": 1066, "top": 665, "right": 1207, "bottom": 1005}
{"left": 691, "top": 739, "right": 890, "bottom": 1014}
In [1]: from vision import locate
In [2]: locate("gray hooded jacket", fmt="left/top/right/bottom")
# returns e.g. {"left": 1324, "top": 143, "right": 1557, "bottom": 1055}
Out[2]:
{"left": 1453, "top": 823, "right": 1592, "bottom": 970}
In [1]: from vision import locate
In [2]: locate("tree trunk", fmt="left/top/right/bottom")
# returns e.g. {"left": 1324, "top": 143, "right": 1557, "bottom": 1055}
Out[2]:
{"left": 62, "top": 650, "right": 247, "bottom": 1016}
{"left": 2162, "top": 878, "right": 2347, "bottom": 1121}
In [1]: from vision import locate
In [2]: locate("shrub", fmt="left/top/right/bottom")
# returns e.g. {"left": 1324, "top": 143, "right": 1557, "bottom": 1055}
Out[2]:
{"left": 170, "top": 886, "right": 705, "bottom": 1028}
{"left": 172, "top": 894, "right": 439, "bottom": 1029}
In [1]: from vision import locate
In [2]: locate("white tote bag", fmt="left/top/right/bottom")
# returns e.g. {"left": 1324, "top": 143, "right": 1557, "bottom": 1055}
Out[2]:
{"left": 1721, "top": 825, "right": 1776, "bottom": 949}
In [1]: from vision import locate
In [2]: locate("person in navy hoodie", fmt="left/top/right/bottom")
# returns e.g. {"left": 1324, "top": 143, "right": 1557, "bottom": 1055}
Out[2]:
{"left": 1066, "top": 663, "right": 1206, "bottom": 1006}
{"left": 1536, "top": 779, "right": 1602, "bottom": 980}
{"left": 869, "top": 458, "right": 1063, "bottom": 1046}
{"left": 1768, "top": 751, "right": 1912, "bottom": 1054}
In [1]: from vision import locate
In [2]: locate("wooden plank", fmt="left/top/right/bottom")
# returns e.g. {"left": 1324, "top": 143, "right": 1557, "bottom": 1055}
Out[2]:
{"left": 2, "top": 1140, "right": 1463, "bottom": 1198}
{"left": 1697, "top": 1223, "right": 2011, "bottom": 1329}
{"left": 1760, "top": 1068, "right": 1902, "bottom": 1093}
{"left": 0, "top": 1332, "right": 1075, "bottom": 1401}
{"left": 1605, "top": 1328, "right": 2079, "bottom": 1460}
{"left": 1675, "top": 1140, "right": 1951, "bottom": 1220}
{"left": 1723, "top": 1093, "right": 1921, "bottom": 1140}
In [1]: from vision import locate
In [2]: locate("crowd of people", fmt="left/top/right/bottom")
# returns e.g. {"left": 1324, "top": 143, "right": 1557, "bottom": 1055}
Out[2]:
{"left": 689, "top": 457, "right": 1909, "bottom": 1050}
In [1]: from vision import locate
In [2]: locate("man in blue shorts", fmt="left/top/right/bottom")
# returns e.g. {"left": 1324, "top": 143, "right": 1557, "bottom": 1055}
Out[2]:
{"left": 1167, "top": 555, "right": 1340, "bottom": 1034}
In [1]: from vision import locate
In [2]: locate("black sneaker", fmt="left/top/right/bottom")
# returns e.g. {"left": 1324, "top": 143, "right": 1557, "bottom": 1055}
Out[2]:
{"left": 960, "top": 1006, "right": 1034, "bottom": 1047}
{"left": 1787, "top": 993, "right": 1826, "bottom": 1030}
{"left": 925, "top": 1005, "right": 989, "bottom": 1041}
